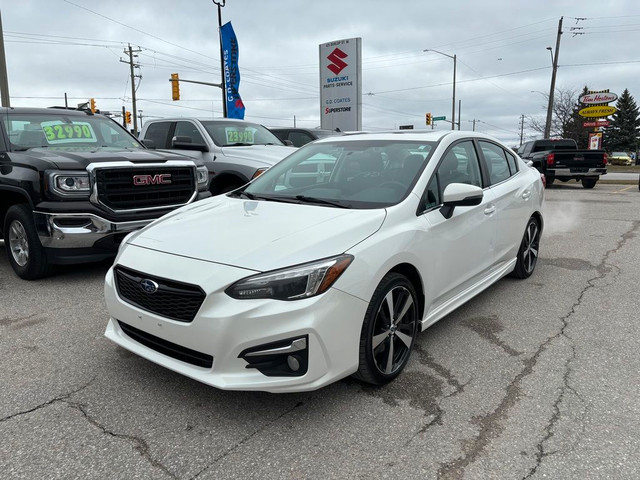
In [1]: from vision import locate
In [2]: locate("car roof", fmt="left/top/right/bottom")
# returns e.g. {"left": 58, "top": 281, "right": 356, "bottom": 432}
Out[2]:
{"left": 311, "top": 130, "right": 502, "bottom": 144}
{"left": 0, "top": 107, "right": 100, "bottom": 117}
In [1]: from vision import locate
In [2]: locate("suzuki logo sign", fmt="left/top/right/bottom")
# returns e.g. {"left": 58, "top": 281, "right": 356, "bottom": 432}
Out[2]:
{"left": 133, "top": 174, "right": 172, "bottom": 186}
{"left": 327, "top": 48, "right": 348, "bottom": 75}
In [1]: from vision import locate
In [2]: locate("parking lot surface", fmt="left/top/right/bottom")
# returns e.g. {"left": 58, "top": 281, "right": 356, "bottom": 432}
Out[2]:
{"left": 2, "top": 183, "right": 639, "bottom": 479}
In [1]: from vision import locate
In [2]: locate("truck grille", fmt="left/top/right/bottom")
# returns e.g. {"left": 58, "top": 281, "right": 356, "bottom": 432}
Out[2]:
{"left": 114, "top": 266, "right": 205, "bottom": 322}
{"left": 95, "top": 166, "right": 195, "bottom": 211}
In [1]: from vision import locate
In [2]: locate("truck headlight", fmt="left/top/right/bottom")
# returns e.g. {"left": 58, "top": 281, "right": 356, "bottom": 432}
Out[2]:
{"left": 226, "top": 254, "right": 353, "bottom": 300}
{"left": 48, "top": 171, "right": 91, "bottom": 197}
{"left": 196, "top": 166, "right": 209, "bottom": 190}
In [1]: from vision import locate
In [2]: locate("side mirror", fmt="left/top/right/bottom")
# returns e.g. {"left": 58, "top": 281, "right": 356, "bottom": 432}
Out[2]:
{"left": 440, "top": 183, "right": 483, "bottom": 219}
{"left": 140, "top": 138, "right": 156, "bottom": 149}
{"left": 283, "top": 139, "right": 294, "bottom": 146}
{"left": 171, "top": 136, "right": 209, "bottom": 152}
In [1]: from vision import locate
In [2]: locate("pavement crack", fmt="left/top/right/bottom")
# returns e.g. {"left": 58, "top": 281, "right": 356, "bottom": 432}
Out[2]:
{"left": 66, "top": 401, "right": 178, "bottom": 479}
{"left": 438, "top": 221, "right": 639, "bottom": 480}
{"left": 188, "top": 400, "right": 305, "bottom": 480}
{"left": 0, "top": 378, "right": 94, "bottom": 423}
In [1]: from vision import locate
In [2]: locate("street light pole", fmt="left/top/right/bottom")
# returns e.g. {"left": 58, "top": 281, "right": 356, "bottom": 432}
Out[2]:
{"left": 544, "top": 17, "right": 563, "bottom": 138}
{"left": 424, "top": 49, "right": 456, "bottom": 130}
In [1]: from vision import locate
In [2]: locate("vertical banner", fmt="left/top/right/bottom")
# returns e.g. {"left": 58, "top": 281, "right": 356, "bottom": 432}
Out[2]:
{"left": 588, "top": 132, "right": 602, "bottom": 150}
{"left": 319, "top": 37, "right": 362, "bottom": 132}
{"left": 220, "top": 22, "right": 245, "bottom": 119}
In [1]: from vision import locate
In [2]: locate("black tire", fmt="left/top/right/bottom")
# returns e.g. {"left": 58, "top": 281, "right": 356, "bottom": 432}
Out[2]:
{"left": 3, "top": 204, "right": 53, "bottom": 280}
{"left": 546, "top": 176, "right": 555, "bottom": 186}
{"left": 353, "top": 272, "right": 418, "bottom": 385}
{"left": 510, "top": 216, "right": 540, "bottom": 279}
{"left": 211, "top": 181, "right": 243, "bottom": 195}
{"left": 581, "top": 178, "right": 597, "bottom": 189}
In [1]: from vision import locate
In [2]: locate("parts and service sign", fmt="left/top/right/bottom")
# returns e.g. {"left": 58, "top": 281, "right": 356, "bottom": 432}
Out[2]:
{"left": 319, "top": 37, "right": 362, "bottom": 132}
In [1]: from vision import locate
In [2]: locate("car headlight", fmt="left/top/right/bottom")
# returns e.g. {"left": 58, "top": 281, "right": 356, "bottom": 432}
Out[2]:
{"left": 48, "top": 171, "right": 91, "bottom": 197}
{"left": 226, "top": 254, "right": 353, "bottom": 300}
{"left": 196, "top": 166, "right": 209, "bottom": 190}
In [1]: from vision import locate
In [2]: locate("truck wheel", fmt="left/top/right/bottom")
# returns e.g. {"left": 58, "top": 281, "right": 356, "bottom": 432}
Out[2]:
{"left": 546, "top": 177, "right": 555, "bottom": 186}
{"left": 510, "top": 216, "right": 540, "bottom": 279}
{"left": 581, "top": 178, "right": 597, "bottom": 189}
{"left": 353, "top": 272, "right": 418, "bottom": 385}
{"left": 3, "top": 204, "right": 52, "bottom": 280}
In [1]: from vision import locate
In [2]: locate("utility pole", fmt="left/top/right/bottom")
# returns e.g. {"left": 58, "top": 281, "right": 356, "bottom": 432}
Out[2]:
{"left": 0, "top": 10, "right": 11, "bottom": 107}
{"left": 519, "top": 114, "right": 525, "bottom": 146}
{"left": 121, "top": 44, "right": 142, "bottom": 135}
{"left": 457, "top": 99, "right": 461, "bottom": 130}
{"left": 544, "top": 17, "right": 563, "bottom": 138}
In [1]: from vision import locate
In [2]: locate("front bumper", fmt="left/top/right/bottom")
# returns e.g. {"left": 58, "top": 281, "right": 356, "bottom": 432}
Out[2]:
{"left": 103, "top": 248, "right": 368, "bottom": 393}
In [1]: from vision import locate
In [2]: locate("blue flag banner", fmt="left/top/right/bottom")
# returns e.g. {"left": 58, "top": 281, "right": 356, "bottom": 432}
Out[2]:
{"left": 220, "top": 21, "right": 245, "bottom": 119}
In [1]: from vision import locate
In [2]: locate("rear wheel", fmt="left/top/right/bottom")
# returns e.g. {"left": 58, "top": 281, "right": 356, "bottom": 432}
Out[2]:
{"left": 546, "top": 177, "right": 555, "bottom": 186}
{"left": 3, "top": 204, "right": 53, "bottom": 280}
{"left": 581, "top": 178, "right": 597, "bottom": 189}
{"left": 353, "top": 273, "right": 418, "bottom": 385}
{"left": 510, "top": 216, "right": 540, "bottom": 279}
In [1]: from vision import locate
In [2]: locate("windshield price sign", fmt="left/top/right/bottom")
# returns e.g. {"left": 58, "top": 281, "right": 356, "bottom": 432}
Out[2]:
{"left": 225, "top": 128, "right": 254, "bottom": 144}
{"left": 40, "top": 121, "right": 97, "bottom": 144}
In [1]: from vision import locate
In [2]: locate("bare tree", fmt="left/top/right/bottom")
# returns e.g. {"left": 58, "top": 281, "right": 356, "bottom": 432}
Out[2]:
{"left": 526, "top": 86, "right": 579, "bottom": 139}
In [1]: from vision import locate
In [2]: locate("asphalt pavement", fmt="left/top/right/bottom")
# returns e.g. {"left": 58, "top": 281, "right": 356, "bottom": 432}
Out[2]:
{"left": 1, "top": 183, "right": 640, "bottom": 479}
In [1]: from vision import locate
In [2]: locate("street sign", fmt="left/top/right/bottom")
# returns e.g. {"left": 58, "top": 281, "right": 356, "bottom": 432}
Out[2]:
{"left": 583, "top": 120, "right": 610, "bottom": 128}
{"left": 432, "top": 116, "right": 446, "bottom": 121}
{"left": 399, "top": 125, "right": 414, "bottom": 130}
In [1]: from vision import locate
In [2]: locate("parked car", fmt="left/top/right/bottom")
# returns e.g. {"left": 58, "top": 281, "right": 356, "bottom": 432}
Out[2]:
{"left": 104, "top": 131, "right": 544, "bottom": 392}
{"left": 517, "top": 138, "right": 607, "bottom": 188}
{"left": 0, "top": 107, "right": 209, "bottom": 279}
{"left": 269, "top": 127, "right": 341, "bottom": 147}
{"left": 140, "top": 118, "right": 294, "bottom": 195}
{"left": 608, "top": 151, "right": 633, "bottom": 166}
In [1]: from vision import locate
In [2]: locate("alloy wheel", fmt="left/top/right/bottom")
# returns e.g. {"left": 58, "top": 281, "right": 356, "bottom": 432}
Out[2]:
{"left": 522, "top": 220, "right": 539, "bottom": 275}
{"left": 8, "top": 219, "right": 29, "bottom": 267}
{"left": 371, "top": 285, "right": 417, "bottom": 375}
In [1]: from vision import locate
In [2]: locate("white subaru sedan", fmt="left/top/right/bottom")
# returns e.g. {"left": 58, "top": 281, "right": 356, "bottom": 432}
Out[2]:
{"left": 104, "top": 131, "right": 544, "bottom": 392}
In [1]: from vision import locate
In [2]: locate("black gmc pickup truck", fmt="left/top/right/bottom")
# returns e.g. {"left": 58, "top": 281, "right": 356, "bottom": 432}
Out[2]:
{"left": 0, "top": 107, "right": 210, "bottom": 279}
{"left": 516, "top": 139, "right": 607, "bottom": 188}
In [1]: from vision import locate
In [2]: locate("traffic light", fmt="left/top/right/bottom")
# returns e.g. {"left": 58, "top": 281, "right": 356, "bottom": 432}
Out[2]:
{"left": 170, "top": 73, "right": 180, "bottom": 101}
{"left": 426, "top": 112, "right": 432, "bottom": 125}
{"left": 125, "top": 111, "right": 132, "bottom": 124}
{"left": 90, "top": 98, "right": 96, "bottom": 113}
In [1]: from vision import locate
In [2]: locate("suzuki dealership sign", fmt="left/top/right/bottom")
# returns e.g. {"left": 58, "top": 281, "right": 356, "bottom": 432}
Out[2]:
{"left": 319, "top": 37, "right": 362, "bottom": 131}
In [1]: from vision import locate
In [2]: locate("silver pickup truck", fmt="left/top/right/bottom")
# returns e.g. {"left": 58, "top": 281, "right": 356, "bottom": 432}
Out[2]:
{"left": 140, "top": 118, "right": 295, "bottom": 195}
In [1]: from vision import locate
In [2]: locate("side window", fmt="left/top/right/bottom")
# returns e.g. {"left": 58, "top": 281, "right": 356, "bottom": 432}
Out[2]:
{"left": 174, "top": 121, "right": 205, "bottom": 145}
{"left": 289, "top": 132, "right": 314, "bottom": 147}
{"left": 436, "top": 141, "right": 482, "bottom": 195}
{"left": 421, "top": 175, "right": 440, "bottom": 212}
{"left": 506, "top": 151, "right": 518, "bottom": 175}
{"left": 479, "top": 141, "right": 511, "bottom": 185}
{"left": 143, "top": 122, "right": 172, "bottom": 149}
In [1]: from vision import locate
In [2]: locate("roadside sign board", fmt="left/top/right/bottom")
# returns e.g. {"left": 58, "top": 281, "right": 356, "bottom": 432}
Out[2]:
{"left": 579, "top": 92, "right": 618, "bottom": 105}
{"left": 432, "top": 116, "right": 446, "bottom": 121}
{"left": 578, "top": 105, "right": 617, "bottom": 118}
{"left": 583, "top": 120, "right": 610, "bottom": 128}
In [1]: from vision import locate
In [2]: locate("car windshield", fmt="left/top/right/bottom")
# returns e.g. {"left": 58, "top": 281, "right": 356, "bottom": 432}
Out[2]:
{"left": 238, "top": 140, "right": 436, "bottom": 209}
{"left": 201, "top": 120, "right": 285, "bottom": 147}
{"left": 3, "top": 112, "right": 143, "bottom": 151}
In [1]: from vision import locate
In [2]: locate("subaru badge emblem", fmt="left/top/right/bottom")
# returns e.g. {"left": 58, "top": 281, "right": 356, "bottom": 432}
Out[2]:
{"left": 140, "top": 279, "right": 159, "bottom": 294}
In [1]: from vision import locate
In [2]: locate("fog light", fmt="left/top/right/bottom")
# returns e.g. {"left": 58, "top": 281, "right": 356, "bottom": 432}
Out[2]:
{"left": 287, "top": 355, "right": 300, "bottom": 372}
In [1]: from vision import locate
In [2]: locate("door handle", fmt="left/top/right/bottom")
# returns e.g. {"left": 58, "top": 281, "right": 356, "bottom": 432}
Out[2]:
{"left": 522, "top": 190, "right": 531, "bottom": 200}
{"left": 484, "top": 204, "right": 496, "bottom": 215}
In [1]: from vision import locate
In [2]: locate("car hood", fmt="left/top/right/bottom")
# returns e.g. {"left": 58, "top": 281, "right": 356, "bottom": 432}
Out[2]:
{"left": 219, "top": 144, "right": 294, "bottom": 167}
{"left": 127, "top": 195, "right": 386, "bottom": 272}
{"left": 10, "top": 147, "right": 191, "bottom": 170}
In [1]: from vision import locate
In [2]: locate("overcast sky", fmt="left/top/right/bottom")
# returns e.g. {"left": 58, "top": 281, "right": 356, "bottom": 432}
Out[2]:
{"left": 2, "top": 0, "right": 639, "bottom": 145}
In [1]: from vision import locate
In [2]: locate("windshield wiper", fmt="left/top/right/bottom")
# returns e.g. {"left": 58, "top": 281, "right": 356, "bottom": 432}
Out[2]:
{"left": 222, "top": 142, "right": 253, "bottom": 147}
{"left": 294, "top": 195, "right": 351, "bottom": 209}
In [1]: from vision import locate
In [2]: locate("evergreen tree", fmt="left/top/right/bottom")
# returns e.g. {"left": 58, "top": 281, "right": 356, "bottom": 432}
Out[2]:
{"left": 603, "top": 88, "right": 640, "bottom": 152}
